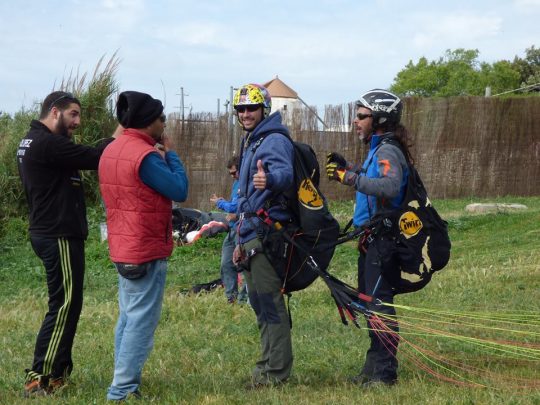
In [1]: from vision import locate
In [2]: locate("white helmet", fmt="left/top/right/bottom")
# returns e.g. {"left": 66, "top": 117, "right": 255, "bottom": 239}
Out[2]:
{"left": 356, "top": 89, "right": 402, "bottom": 128}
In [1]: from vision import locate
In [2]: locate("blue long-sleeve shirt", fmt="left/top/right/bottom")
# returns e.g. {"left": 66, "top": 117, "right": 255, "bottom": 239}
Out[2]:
{"left": 139, "top": 151, "right": 188, "bottom": 202}
{"left": 216, "top": 180, "right": 239, "bottom": 226}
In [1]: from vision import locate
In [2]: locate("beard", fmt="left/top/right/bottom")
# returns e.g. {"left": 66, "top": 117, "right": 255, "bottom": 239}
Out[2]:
{"left": 151, "top": 128, "right": 164, "bottom": 143}
{"left": 359, "top": 133, "right": 372, "bottom": 144}
{"left": 55, "top": 113, "right": 71, "bottom": 138}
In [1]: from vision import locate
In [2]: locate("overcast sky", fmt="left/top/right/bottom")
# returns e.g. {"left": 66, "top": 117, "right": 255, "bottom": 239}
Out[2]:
{"left": 1, "top": 0, "right": 539, "bottom": 115}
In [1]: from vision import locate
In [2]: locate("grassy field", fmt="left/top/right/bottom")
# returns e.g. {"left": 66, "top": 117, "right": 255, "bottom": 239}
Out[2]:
{"left": 1, "top": 197, "right": 539, "bottom": 404}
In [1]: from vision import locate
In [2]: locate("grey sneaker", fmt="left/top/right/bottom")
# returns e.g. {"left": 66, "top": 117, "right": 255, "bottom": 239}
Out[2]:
{"left": 108, "top": 390, "right": 142, "bottom": 402}
{"left": 361, "top": 379, "right": 397, "bottom": 388}
{"left": 243, "top": 377, "right": 286, "bottom": 390}
{"left": 348, "top": 373, "right": 371, "bottom": 385}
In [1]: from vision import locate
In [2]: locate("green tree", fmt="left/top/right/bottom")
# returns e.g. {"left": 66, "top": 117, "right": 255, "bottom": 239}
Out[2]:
{"left": 390, "top": 48, "right": 524, "bottom": 97}
{"left": 438, "top": 49, "right": 483, "bottom": 96}
{"left": 512, "top": 46, "right": 540, "bottom": 92}
{"left": 486, "top": 61, "right": 522, "bottom": 94}
{"left": 390, "top": 57, "right": 442, "bottom": 97}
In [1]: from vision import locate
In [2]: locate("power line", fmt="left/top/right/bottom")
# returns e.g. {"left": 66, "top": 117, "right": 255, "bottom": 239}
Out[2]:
{"left": 492, "top": 82, "right": 540, "bottom": 97}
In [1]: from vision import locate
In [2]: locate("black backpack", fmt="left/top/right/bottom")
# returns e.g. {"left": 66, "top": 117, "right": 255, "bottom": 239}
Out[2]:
{"left": 249, "top": 134, "right": 340, "bottom": 293}
{"left": 371, "top": 138, "right": 451, "bottom": 293}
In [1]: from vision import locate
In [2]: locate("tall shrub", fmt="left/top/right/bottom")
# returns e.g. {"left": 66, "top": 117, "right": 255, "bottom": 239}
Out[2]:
{"left": 0, "top": 54, "right": 119, "bottom": 238}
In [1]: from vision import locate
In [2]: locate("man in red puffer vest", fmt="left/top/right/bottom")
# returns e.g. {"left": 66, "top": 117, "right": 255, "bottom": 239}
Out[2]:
{"left": 99, "top": 91, "right": 188, "bottom": 402}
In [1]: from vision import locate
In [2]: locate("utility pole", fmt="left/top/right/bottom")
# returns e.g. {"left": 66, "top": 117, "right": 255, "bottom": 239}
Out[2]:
{"left": 180, "top": 87, "right": 185, "bottom": 123}
{"left": 176, "top": 87, "right": 189, "bottom": 132}
{"left": 223, "top": 99, "right": 230, "bottom": 135}
{"left": 228, "top": 86, "right": 235, "bottom": 139}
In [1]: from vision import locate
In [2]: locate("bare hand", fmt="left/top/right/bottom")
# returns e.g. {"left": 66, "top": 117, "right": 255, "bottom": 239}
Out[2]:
{"left": 162, "top": 134, "right": 174, "bottom": 151}
{"left": 225, "top": 213, "right": 237, "bottom": 222}
{"left": 154, "top": 143, "right": 166, "bottom": 158}
{"left": 210, "top": 193, "right": 222, "bottom": 204}
{"left": 253, "top": 159, "right": 267, "bottom": 190}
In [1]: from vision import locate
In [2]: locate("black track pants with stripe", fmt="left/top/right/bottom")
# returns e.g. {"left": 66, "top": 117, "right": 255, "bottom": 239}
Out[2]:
{"left": 26, "top": 236, "right": 84, "bottom": 381}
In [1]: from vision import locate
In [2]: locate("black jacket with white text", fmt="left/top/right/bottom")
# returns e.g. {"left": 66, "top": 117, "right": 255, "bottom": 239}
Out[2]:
{"left": 17, "top": 120, "right": 112, "bottom": 239}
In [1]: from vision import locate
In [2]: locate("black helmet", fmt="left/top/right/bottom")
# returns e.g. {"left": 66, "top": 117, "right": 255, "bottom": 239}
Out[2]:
{"left": 356, "top": 89, "right": 402, "bottom": 128}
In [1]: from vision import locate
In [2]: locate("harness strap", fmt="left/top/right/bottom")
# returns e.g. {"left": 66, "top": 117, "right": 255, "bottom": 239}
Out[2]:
{"left": 238, "top": 212, "right": 258, "bottom": 220}
{"left": 285, "top": 293, "right": 293, "bottom": 329}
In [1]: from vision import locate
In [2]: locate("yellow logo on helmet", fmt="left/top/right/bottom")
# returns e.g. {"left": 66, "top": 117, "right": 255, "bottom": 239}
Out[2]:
{"left": 298, "top": 178, "right": 323, "bottom": 210}
{"left": 399, "top": 211, "right": 423, "bottom": 238}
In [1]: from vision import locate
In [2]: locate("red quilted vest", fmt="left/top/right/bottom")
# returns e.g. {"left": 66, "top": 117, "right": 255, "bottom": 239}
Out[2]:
{"left": 99, "top": 129, "right": 173, "bottom": 264}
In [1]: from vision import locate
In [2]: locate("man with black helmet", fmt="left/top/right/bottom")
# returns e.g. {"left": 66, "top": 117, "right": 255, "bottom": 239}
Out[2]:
{"left": 99, "top": 91, "right": 188, "bottom": 401}
{"left": 17, "top": 91, "right": 122, "bottom": 397}
{"left": 231, "top": 83, "right": 295, "bottom": 388}
{"left": 326, "top": 89, "right": 412, "bottom": 387}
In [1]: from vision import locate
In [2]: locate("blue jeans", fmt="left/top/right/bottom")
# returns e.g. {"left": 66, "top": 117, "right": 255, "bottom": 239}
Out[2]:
{"left": 107, "top": 259, "right": 167, "bottom": 400}
{"left": 221, "top": 229, "right": 247, "bottom": 302}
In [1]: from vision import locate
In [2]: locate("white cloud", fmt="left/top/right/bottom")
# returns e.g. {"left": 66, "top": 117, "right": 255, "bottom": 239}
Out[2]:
{"left": 513, "top": 0, "right": 540, "bottom": 9}
{"left": 101, "top": 0, "right": 144, "bottom": 10}
{"left": 153, "top": 22, "right": 228, "bottom": 47}
{"left": 0, "top": 0, "right": 538, "bottom": 114}
{"left": 412, "top": 12, "right": 503, "bottom": 50}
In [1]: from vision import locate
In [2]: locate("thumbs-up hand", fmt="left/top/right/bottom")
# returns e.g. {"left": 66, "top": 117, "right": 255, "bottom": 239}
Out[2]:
{"left": 253, "top": 159, "right": 267, "bottom": 190}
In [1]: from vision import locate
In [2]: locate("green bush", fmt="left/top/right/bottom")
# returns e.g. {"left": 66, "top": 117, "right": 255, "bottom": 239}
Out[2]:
{"left": 0, "top": 54, "right": 119, "bottom": 238}
{"left": 0, "top": 110, "right": 36, "bottom": 237}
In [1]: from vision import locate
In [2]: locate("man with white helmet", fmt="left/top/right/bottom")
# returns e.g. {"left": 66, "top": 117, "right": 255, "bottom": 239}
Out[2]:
{"left": 231, "top": 83, "right": 294, "bottom": 388}
{"left": 327, "top": 89, "right": 412, "bottom": 387}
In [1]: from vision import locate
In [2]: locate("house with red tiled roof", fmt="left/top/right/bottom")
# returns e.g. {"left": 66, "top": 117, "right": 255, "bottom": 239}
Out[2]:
{"left": 262, "top": 76, "right": 301, "bottom": 114}
{"left": 262, "top": 76, "right": 327, "bottom": 129}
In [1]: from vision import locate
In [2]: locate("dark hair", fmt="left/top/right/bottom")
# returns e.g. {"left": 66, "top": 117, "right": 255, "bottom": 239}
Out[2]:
{"left": 40, "top": 91, "right": 80, "bottom": 119}
{"left": 226, "top": 155, "right": 239, "bottom": 169}
{"left": 392, "top": 124, "right": 414, "bottom": 165}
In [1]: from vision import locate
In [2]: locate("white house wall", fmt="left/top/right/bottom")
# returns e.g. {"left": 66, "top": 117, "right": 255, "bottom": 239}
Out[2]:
{"left": 270, "top": 97, "right": 302, "bottom": 114}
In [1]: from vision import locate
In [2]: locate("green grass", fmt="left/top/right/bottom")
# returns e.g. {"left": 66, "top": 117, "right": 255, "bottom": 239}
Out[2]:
{"left": 1, "top": 197, "right": 539, "bottom": 404}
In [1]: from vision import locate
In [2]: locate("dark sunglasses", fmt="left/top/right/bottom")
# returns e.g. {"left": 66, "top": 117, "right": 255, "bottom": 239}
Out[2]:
{"left": 235, "top": 105, "right": 260, "bottom": 113}
{"left": 159, "top": 114, "right": 166, "bottom": 123}
{"left": 49, "top": 92, "right": 75, "bottom": 110}
{"left": 356, "top": 113, "right": 373, "bottom": 121}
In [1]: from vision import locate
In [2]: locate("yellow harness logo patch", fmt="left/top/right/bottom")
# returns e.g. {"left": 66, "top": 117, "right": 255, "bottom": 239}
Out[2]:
{"left": 399, "top": 211, "right": 423, "bottom": 237}
{"left": 298, "top": 178, "right": 323, "bottom": 210}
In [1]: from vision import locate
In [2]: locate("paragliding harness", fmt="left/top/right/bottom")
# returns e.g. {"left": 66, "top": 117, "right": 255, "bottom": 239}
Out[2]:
{"left": 274, "top": 133, "right": 452, "bottom": 325}
{"left": 360, "top": 136, "right": 451, "bottom": 294}
{"left": 253, "top": 209, "right": 382, "bottom": 327}
{"left": 241, "top": 132, "right": 340, "bottom": 295}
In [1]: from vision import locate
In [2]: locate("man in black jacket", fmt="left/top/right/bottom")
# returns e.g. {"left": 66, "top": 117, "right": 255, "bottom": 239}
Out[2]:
{"left": 17, "top": 91, "right": 121, "bottom": 397}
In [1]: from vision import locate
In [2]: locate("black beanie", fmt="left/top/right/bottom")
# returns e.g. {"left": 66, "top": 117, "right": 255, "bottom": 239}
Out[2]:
{"left": 116, "top": 91, "right": 164, "bottom": 129}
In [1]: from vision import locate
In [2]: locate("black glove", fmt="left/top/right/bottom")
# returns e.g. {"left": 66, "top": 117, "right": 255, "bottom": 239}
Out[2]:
{"left": 326, "top": 152, "right": 347, "bottom": 168}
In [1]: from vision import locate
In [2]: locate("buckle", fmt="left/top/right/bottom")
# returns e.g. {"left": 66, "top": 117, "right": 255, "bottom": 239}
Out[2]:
{"left": 246, "top": 248, "right": 259, "bottom": 258}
